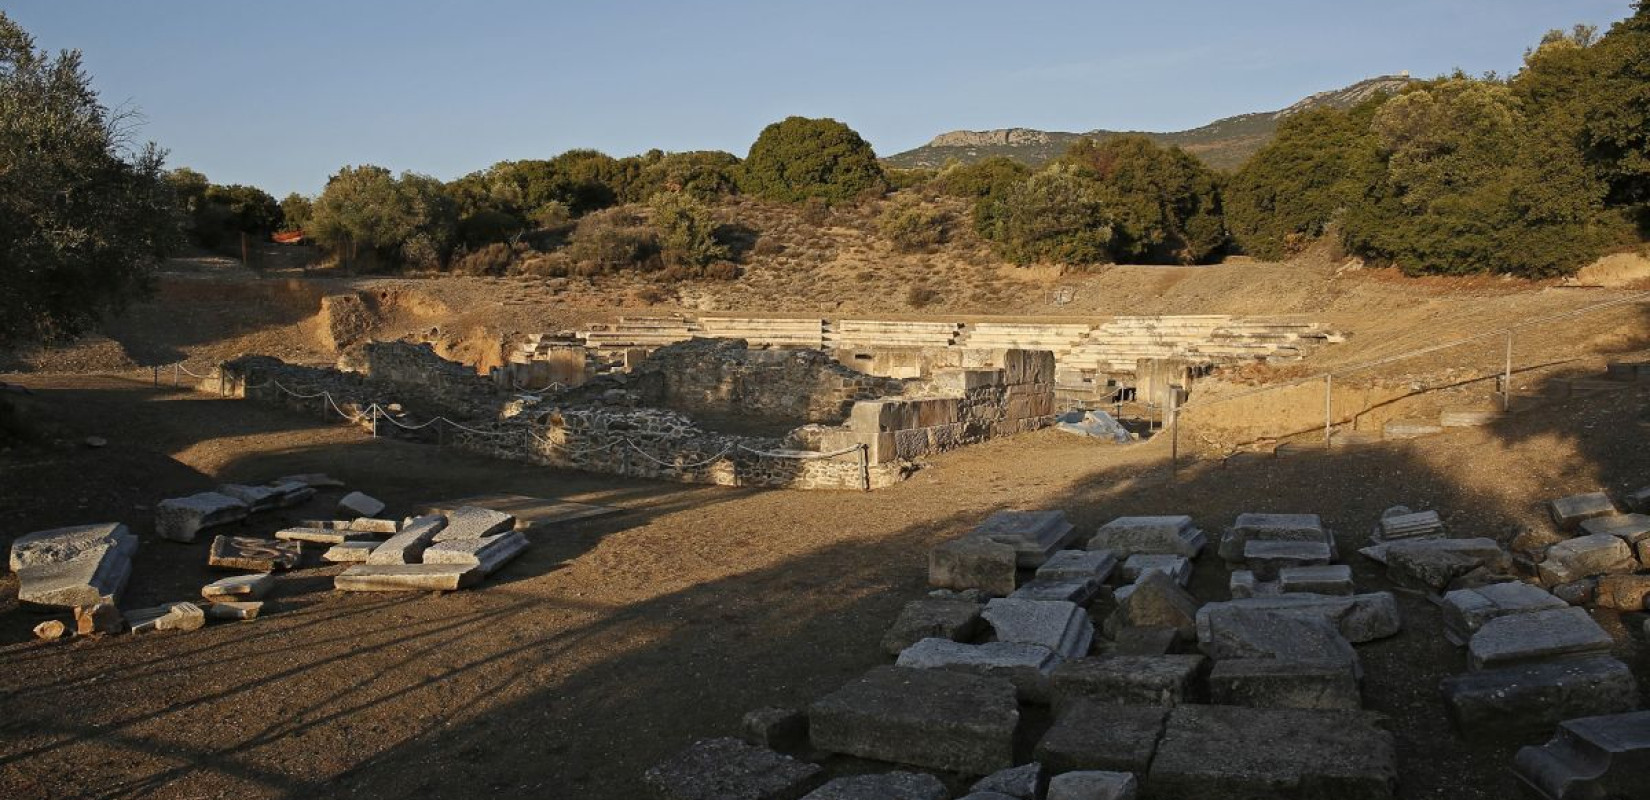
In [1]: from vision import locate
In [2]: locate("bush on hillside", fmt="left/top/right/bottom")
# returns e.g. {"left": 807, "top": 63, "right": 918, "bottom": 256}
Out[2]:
{"left": 740, "top": 116, "right": 887, "bottom": 204}
{"left": 1060, "top": 136, "right": 1227, "bottom": 264}
{"left": 979, "top": 165, "right": 1116, "bottom": 266}
{"left": 650, "top": 191, "right": 729, "bottom": 268}
{"left": 564, "top": 208, "right": 660, "bottom": 274}
{"left": 877, "top": 195, "right": 950, "bottom": 251}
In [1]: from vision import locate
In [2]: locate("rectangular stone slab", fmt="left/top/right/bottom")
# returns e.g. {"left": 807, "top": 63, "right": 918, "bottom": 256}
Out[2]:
{"left": 155, "top": 492, "right": 249, "bottom": 542}
{"left": 1278, "top": 564, "right": 1355, "bottom": 595}
{"left": 1197, "top": 607, "right": 1361, "bottom": 678}
{"left": 1208, "top": 659, "right": 1361, "bottom": 710}
{"left": 1442, "top": 656, "right": 1639, "bottom": 742}
{"left": 1036, "top": 549, "right": 1118, "bottom": 583}
{"left": 1375, "top": 510, "right": 1444, "bottom": 542}
{"left": 337, "top": 491, "right": 386, "bottom": 519}
{"left": 1243, "top": 539, "right": 1332, "bottom": 581}
{"left": 10, "top": 522, "right": 131, "bottom": 571}
{"left": 1468, "top": 607, "right": 1614, "bottom": 671}
{"left": 969, "top": 510, "right": 1075, "bottom": 567}
{"left": 1538, "top": 534, "right": 1639, "bottom": 586}
{"left": 1440, "top": 582, "right": 1568, "bottom": 645}
{"left": 1050, "top": 655, "right": 1205, "bottom": 708}
{"left": 423, "top": 531, "right": 529, "bottom": 576}
{"left": 429, "top": 505, "right": 517, "bottom": 542}
{"left": 125, "top": 601, "right": 206, "bottom": 634}
{"left": 1219, "top": 513, "right": 1327, "bottom": 562}
{"left": 1148, "top": 705, "right": 1397, "bottom": 800}
{"left": 274, "top": 527, "right": 374, "bottom": 545}
{"left": 1198, "top": 593, "right": 1402, "bottom": 644}
{"left": 201, "top": 572, "right": 275, "bottom": 602}
{"left": 1119, "top": 554, "right": 1191, "bottom": 586}
{"left": 1549, "top": 493, "right": 1618, "bottom": 531}
{"left": 895, "top": 638, "right": 1058, "bottom": 703}
{"left": 1578, "top": 513, "right": 1650, "bottom": 544}
{"left": 982, "top": 598, "right": 1094, "bottom": 659}
{"left": 881, "top": 598, "right": 983, "bottom": 656}
{"left": 206, "top": 601, "right": 263, "bottom": 621}
{"left": 216, "top": 484, "right": 284, "bottom": 513}
{"left": 334, "top": 563, "right": 481, "bottom": 592}
{"left": 322, "top": 541, "right": 378, "bottom": 563}
{"left": 930, "top": 537, "right": 1017, "bottom": 596}
{"left": 367, "top": 514, "right": 448, "bottom": 566}
{"left": 17, "top": 538, "right": 136, "bottom": 608}
{"left": 808, "top": 665, "right": 1019, "bottom": 775}
{"left": 208, "top": 536, "right": 301, "bottom": 572}
{"left": 1088, "top": 516, "right": 1206, "bottom": 558}
{"left": 1034, "top": 701, "right": 1168, "bottom": 774}
{"left": 1010, "top": 578, "right": 1100, "bottom": 604}
{"left": 642, "top": 737, "right": 824, "bottom": 800}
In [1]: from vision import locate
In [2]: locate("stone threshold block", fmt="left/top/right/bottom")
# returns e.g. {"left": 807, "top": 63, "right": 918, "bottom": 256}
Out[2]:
{"left": 366, "top": 514, "right": 449, "bottom": 566}
{"left": 1034, "top": 700, "right": 1168, "bottom": 774}
{"left": 1037, "top": 549, "right": 1119, "bottom": 584}
{"left": 14, "top": 523, "right": 137, "bottom": 608}
{"left": 1538, "top": 534, "right": 1639, "bottom": 587}
{"left": 1011, "top": 578, "right": 1100, "bottom": 605}
{"left": 201, "top": 572, "right": 275, "bottom": 602}
{"left": 125, "top": 601, "right": 206, "bottom": 634}
{"left": 1513, "top": 710, "right": 1650, "bottom": 800}
{"left": 274, "top": 527, "right": 377, "bottom": 545}
{"left": 801, "top": 772, "right": 947, "bottom": 800}
{"left": 1441, "top": 656, "right": 1639, "bottom": 742}
{"left": 969, "top": 510, "right": 1077, "bottom": 568}
{"left": 1440, "top": 582, "right": 1568, "bottom": 646}
{"left": 1370, "top": 510, "right": 1444, "bottom": 545}
{"left": 1467, "top": 607, "right": 1614, "bottom": 671}
{"left": 322, "top": 541, "right": 378, "bottom": 563}
{"left": 881, "top": 598, "right": 983, "bottom": 656}
{"left": 1050, "top": 654, "right": 1205, "bottom": 708}
{"left": 429, "top": 505, "right": 517, "bottom": 542}
{"left": 1198, "top": 608, "right": 1361, "bottom": 679}
{"left": 1148, "top": 705, "right": 1397, "bottom": 800}
{"left": 1197, "top": 593, "right": 1401, "bottom": 645}
{"left": 1218, "top": 513, "right": 1329, "bottom": 563}
{"left": 337, "top": 491, "right": 386, "bottom": 519}
{"left": 896, "top": 638, "right": 1059, "bottom": 703}
{"left": 155, "top": 491, "right": 249, "bottom": 542}
{"left": 983, "top": 598, "right": 1094, "bottom": 659}
{"left": 642, "top": 737, "right": 824, "bottom": 800}
{"left": 1209, "top": 659, "right": 1361, "bottom": 710}
{"left": 1088, "top": 515, "right": 1206, "bottom": 558}
{"left": 208, "top": 535, "right": 301, "bottom": 572}
{"left": 1119, "top": 554, "right": 1191, "bottom": 587}
{"left": 1548, "top": 492, "right": 1618, "bottom": 532}
{"left": 808, "top": 666, "right": 1019, "bottom": 775}
{"left": 1243, "top": 539, "right": 1332, "bottom": 581}
{"left": 1578, "top": 513, "right": 1650, "bottom": 545}
{"left": 930, "top": 537, "right": 1017, "bottom": 597}
{"left": 335, "top": 563, "right": 482, "bottom": 592}
{"left": 423, "top": 531, "right": 529, "bottom": 576}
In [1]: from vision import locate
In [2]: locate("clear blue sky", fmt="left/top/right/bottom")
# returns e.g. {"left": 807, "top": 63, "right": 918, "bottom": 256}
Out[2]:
{"left": 4, "top": 0, "right": 1638, "bottom": 197}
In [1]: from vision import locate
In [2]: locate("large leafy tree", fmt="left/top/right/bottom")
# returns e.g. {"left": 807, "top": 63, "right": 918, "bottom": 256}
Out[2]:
{"left": 740, "top": 117, "right": 886, "bottom": 204}
{"left": 1061, "top": 136, "right": 1227, "bottom": 264}
{"left": 1577, "top": 4, "right": 1650, "bottom": 207}
{"left": 0, "top": 12, "right": 179, "bottom": 344}
{"left": 307, "top": 165, "right": 457, "bottom": 270}
{"left": 979, "top": 164, "right": 1116, "bottom": 266}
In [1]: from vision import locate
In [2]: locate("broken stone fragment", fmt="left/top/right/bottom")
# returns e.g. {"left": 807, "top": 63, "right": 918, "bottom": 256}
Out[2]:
{"left": 429, "top": 505, "right": 516, "bottom": 542}
{"left": 970, "top": 762, "right": 1042, "bottom": 799}
{"left": 1118, "top": 554, "right": 1191, "bottom": 586}
{"left": 1105, "top": 570, "right": 1199, "bottom": 640}
{"left": 1197, "top": 593, "right": 1401, "bottom": 644}
{"left": 739, "top": 707, "right": 808, "bottom": 752}
{"left": 322, "top": 541, "right": 378, "bottom": 563}
{"left": 1513, "top": 710, "right": 1650, "bottom": 800}
{"left": 800, "top": 772, "right": 948, "bottom": 800}
{"left": 1382, "top": 538, "right": 1508, "bottom": 592}
{"left": 1467, "top": 607, "right": 1613, "bottom": 671}
{"left": 1594, "top": 573, "right": 1650, "bottom": 611}
{"left": 982, "top": 597, "right": 1094, "bottom": 659}
{"left": 1088, "top": 515, "right": 1205, "bottom": 558}
{"left": 334, "top": 563, "right": 481, "bottom": 592}
{"left": 642, "top": 737, "right": 824, "bottom": 800}
{"left": 1440, "top": 581, "right": 1568, "bottom": 645}
{"left": 366, "top": 514, "right": 448, "bottom": 565}
{"left": 74, "top": 602, "right": 124, "bottom": 635}
{"left": 215, "top": 483, "right": 284, "bottom": 513}
{"left": 336, "top": 491, "right": 385, "bottom": 519}
{"left": 125, "top": 601, "right": 206, "bottom": 634}
{"left": 880, "top": 597, "right": 983, "bottom": 656}
{"left": 33, "top": 620, "right": 67, "bottom": 640}
{"left": 930, "top": 536, "right": 1017, "bottom": 597}
{"left": 12, "top": 523, "right": 137, "bottom": 609}
{"left": 274, "top": 527, "right": 374, "bottom": 545}
{"left": 10, "top": 522, "right": 131, "bottom": 571}
{"left": 205, "top": 601, "right": 262, "bottom": 621}
{"left": 1537, "top": 534, "right": 1638, "bottom": 586}
{"left": 208, "top": 535, "right": 301, "bottom": 572}
{"left": 155, "top": 492, "right": 249, "bottom": 542}
{"left": 1046, "top": 770, "right": 1138, "bottom": 800}
{"left": 201, "top": 572, "right": 275, "bottom": 602}
{"left": 1548, "top": 492, "right": 1618, "bottom": 531}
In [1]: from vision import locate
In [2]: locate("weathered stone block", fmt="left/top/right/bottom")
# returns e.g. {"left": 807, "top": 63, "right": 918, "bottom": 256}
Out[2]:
{"left": 1538, "top": 534, "right": 1638, "bottom": 586}
{"left": 74, "top": 602, "right": 123, "bottom": 635}
{"left": 1198, "top": 593, "right": 1401, "bottom": 644}
{"left": 423, "top": 530, "right": 529, "bottom": 575}
{"left": 1148, "top": 705, "right": 1396, "bottom": 800}
{"left": 642, "top": 737, "right": 823, "bottom": 800}
{"left": 881, "top": 598, "right": 983, "bottom": 656}
{"left": 1050, "top": 655, "right": 1205, "bottom": 708}
{"left": 1198, "top": 608, "right": 1360, "bottom": 678}
{"left": 896, "top": 638, "right": 1058, "bottom": 703}
{"left": 274, "top": 527, "right": 372, "bottom": 545}
{"left": 1011, "top": 578, "right": 1100, "bottom": 604}
{"left": 1513, "top": 710, "right": 1650, "bottom": 800}
{"left": 430, "top": 505, "right": 517, "bottom": 542}
{"left": 155, "top": 492, "right": 248, "bottom": 542}
{"left": 1278, "top": 564, "right": 1355, "bottom": 595}
{"left": 1377, "top": 537, "right": 1507, "bottom": 591}
{"left": 1047, "top": 771, "right": 1137, "bottom": 800}
{"left": 206, "top": 601, "right": 262, "bottom": 621}
{"left": 1089, "top": 516, "right": 1205, "bottom": 558}
{"left": 1579, "top": 513, "right": 1650, "bottom": 545}
{"left": 322, "top": 541, "right": 378, "bottom": 562}
{"left": 216, "top": 483, "right": 284, "bottom": 513}
{"left": 982, "top": 598, "right": 1094, "bottom": 659}
{"left": 740, "top": 707, "right": 808, "bottom": 752}
{"left": 1243, "top": 539, "right": 1331, "bottom": 581}
{"left": 808, "top": 666, "right": 1019, "bottom": 775}
{"left": 208, "top": 535, "right": 301, "bottom": 572}
{"left": 201, "top": 572, "right": 275, "bottom": 602}
{"left": 10, "top": 522, "right": 130, "bottom": 571}
{"left": 1468, "top": 607, "right": 1613, "bottom": 671}
{"left": 334, "top": 563, "right": 482, "bottom": 592}
{"left": 1113, "top": 626, "right": 1179, "bottom": 656}
{"left": 337, "top": 491, "right": 386, "bottom": 519}
{"left": 367, "top": 514, "right": 448, "bottom": 566}
{"left": 1118, "top": 554, "right": 1190, "bottom": 586}
{"left": 1034, "top": 701, "right": 1167, "bottom": 774}
{"left": 970, "top": 762, "right": 1041, "bottom": 799}
{"left": 1371, "top": 510, "right": 1444, "bottom": 544}
{"left": 1442, "top": 656, "right": 1639, "bottom": 741}
{"left": 1106, "top": 570, "right": 1199, "bottom": 640}
{"left": 1208, "top": 659, "right": 1360, "bottom": 710}
{"left": 1440, "top": 582, "right": 1568, "bottom": 645}
{"left": 1594, "top": 574, "right": 1650, "bottom": 611}
{"left": 801, "top": 773, "right": 947, "bottom": 800}
{"left": 125, "top": 601, "right": 206, "bottom": 634}
{"left": 14, "top": 523, "right": 136, "bottom": 608}
{"left": 1219, "top": 513, "right": 1328, "bottom": 562}
{"left": 1549, "top": 493, "right": 1618, "bottom": 531}
{"left": 970, "top": 510, "right": 1075, "bottom": 567}
{"left": 930, "top": 537, "right": 1017, "bottom": 596}
{"left": 1037, "top": 549, "right": 1118, "bottom": 583}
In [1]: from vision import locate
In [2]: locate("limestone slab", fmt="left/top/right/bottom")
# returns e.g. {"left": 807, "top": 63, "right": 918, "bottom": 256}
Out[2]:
{"left": 206, "top": 601, "right": 262, "bottom": 621}
{"left": 1010, "top": 578, "right": 1100, "bottom": 604}
{"left": 1442, "top": 656, "right": 1639, "bottom": 741}
{"left": 1219, "top": 513, "right": 1328, "bottom": 562}
{"left": 216, "top": 483, "right": 284, "bottom": 513}
{"left": 1197, "top": 593, "right": 1401, "bottom": 644}
{"left": 155, "top": 491, "right": 248, "bottom": 542}
{"left": 1468, "top": 607, "right": 1613, "bottom": 671}
{"left": 208, "top": 536, "right": 301, "bottom": 572}
{"left": 930, "top": 537, "right": 1017, "bottom": 597}
{"left": 641, "top": 737, "right": 824, "bottom": 800}
{"left": 1579, "top": 513, "right": 1650, "bottom": 544}
{"left": 1279, "top": 564, "right": 1355, "bottom": 595}
{"left": 1376, "top": 538, "right": 1508, "bottom": 591}
{"left": 429, "top": 505, "right": 517, "bottom": 542}
{"left": 1148, "top": 705, "right": 1397, "bottom": 800}
{"left": 880, "top": 598, "right": 983, "bottom": 656}
{"left": 274, "top": 527, "right": 373, "bottom": 545}
{"left": 897, "top": 638, "right": 1058, "bottom": 702}
{"left": 1549, "top": 493, "right": 1618, "bottom": 531}
{"left": 1514, "top": 710, "right": 1650, "bottom": 800}
{"left": 800, "top": 773, "right": 947, "bottom": 800}
{"left": 970, "top": 763, "right": 1041, "bottom": 799}
{"left": 1047, "top": 771, "right": 1137, "bottom": 800}
{"left": 1118, "top": 553, "right": 1190, "bottom": 586}
{"left": 334, "top": 563, "right": 481, "bottom": 592}
{"left": 322, "top": 541, "right": 378, "bottom": 563}
{"left": 125, "top": 601, "right": 206, "bottom": 634}
{"left": 366, "top": 514, "right": 448, "bottom": 566}
{"left": 1208, "top": 659, "right": 1360, "bottom": 710}
{"left": 1034, "top": 700, "right": 1167, "bottom": 774}
{"left": 1106, "top": 570, "right": 1199, "bottom": 640}
{"left": 201, "top": 573, "right": 275, "bottom": 602}
{"left": 969, "top": 510, "right": 1076, "bottom": 567}
{"left": 1441, "top": 582, "right": 1568, "bottom": 645}
{"left": 1050, "top": 654, "right": 1204, "bottom": 708}
{"left": 982, "top": 598, "right": 1093, "bottom": 659}
{"left": 1243, "top": 539, "right": 1331, "bottom": 581}
{"left": 14, "top": 524, "right": 136, "bottom": 608}
{"left": 423, "top": 531, "right": 529, "bottom": 576}
{"left": 9, "top": 522, "right": 130, "bottom": 571}
{"left": 808, "top": 665, "right": 1019, "bottom": 775}
{"left": 1198, "top": 607, "right": 1361, "bottom": 678}
{"left": 336, "top": 491, "right": 385, "bottom": 519}
{"left": 1036, "top": 549, "right": 1118, "bottom": 584}
{"left": 1538, "top": 534, "right": 1639, "bottom": 586}
{"left": 1088, "top": 515, "right": 1205, "bottom": 558}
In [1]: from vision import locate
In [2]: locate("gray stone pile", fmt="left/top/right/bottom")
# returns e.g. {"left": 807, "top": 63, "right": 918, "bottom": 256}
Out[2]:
{"left": 1519, "top": 490, "right": 1650, "bottom": 611}
{"left": 336, "top": 505, "right": 524, "bottom": 592}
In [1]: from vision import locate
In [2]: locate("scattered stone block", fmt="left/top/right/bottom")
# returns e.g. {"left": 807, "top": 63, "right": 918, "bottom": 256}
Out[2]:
{"left": 1383, "top": 419, "right": 1443, "bottom": 439}
{"left": 1198, "top": 593, "right": 1401, "bottom": 644}
{"left": 1105, "top": 570, "right": 1199, "bottom": 640}
{"left": 202, "top": 573, "right": 275, "bottom": 602}
{"left": 125, "top": 601, "right": 206, "bottom": 634}
{"left": 1034, "top": 701, "right": 1167, "bottom": 774}
{"left": 14, "top": 523, "right": 137, "bottom": 608}
{"left": 366, "top": 514, "right": 448, "bottom": 566}
{"left": 1046, "top": 770, "right": 1137, "bottom": 800}
{"left": 641, "top": 737, "right": 823, "bottom": 800}
{"left": 1579, "top": 513, "right": 1650, "bottom": 545}
{"left": 969, "top": 510, "right": 1076, "bottom": 567}
{"left": 1242, "top": 539, "right": 1331, "bottom": 581}
{"left": 1219, "top": 513, "right": 1328, "bottom": 562}
{"left": 423, "top": 531, "right": 529, "bottom": 576}
{"left": 982, "top": 598, "right": 1094, "bottom": 659}
{"left": 1279, "top": 564, "right": 1355, "bottom": 595}
{"left": 1011, "top": 578, "right": 1100, "bottom": 604}
{"left": 208, "top": 535, "right": 301, "bottom": 572}
{"left": 1538, "top": 534, "right": 1638, "bottom": 586}
{"left": 1468, "top": 607, "right": 1613, "bottom": 671}
{"left": 1112, "top": 626, "right": 1178, "bottom": 656}
{"left": 897, "top": 638, "right": 1058, "bottom": 702}
{"left": 274, "top": 527, "right": 373, "bottom": 545}
{"left": 1594, "top": 574, "right": 1650, "bottom": 611}
{"left": 334, "top": 563, "right": 481, "bottom": 592}
{"left": 1513, "top": 710, "right": 1650, "bottom": 800}
{"left": 155, "top": 491, "right": 249, "bottom": 542}
{"left": 1371, "top": 510, "right": 1444, "bottom": 544}
{"left": 1552, "top": 579, "right": 1599, "bottom": 606}
{"left": 800, "top": 772, "right": 947, "bottom": 800}
{"left": 1037, "top": 549, "right": 1118, "bottom": 583}
{"left": 1228, "top": 570, "right": 1274, "bottom": 600}
{"left": 970, "top": 763, "right": 1041, "bottom": 799}
{"left": 1441, "top": 582, "right": 1568, "bottom": 645}
{"left": 1148, "top": 705, "right": 1397, "bottom": 800}
{"left": 930, "top": 537, "right": 1017, "bottom": 597}
{"left": 216, "top": 483, "right": 284, "bottom": 513}
{"left": 1088, "top": 516, "right": 1205, "bottom": 558}
{"left": 33, "top": 620, "right": 66, "bottom": 641}
{"left": 1050, "top": 655, "right": 1204, "bottom": 708}
{"left": 430, "top": 505, "right": 517, "bottom": 542}
{"left": 1376, "top": 538, "right": 1508, "bottom": 591}
{"left": 881, "top": 598, "right": 983, "bottom": 656}
{"left": 336, "top": 491, "right": 386, "bottom": 519}
{"left": 74, "top": 602, "right": 123, "bottom": 635}
{"left": 740, "top": 707, "right": 808, "bottom": 752}
{"left": 322, "top": 541, "right": 378, "bottom": 563}
{"left": 1549, "top": 493, "right": 1618, "bottom": 532}
{"left": 278, "top": 472, "right": 345, "bottom": 489}
{"left": 1442, "top": 656, "right": 1639, "bottom": 741}
{"left": 808, "top": 666, "right": 1019, "bottom": 774}
{"left": 1625, "top": 486, "right": 1650, "bottom": 514}
{"left": 1208, "top": 659, "right": 1360, "bottom": 710}
{"left": 266, "top": 480, "right": 315, "bottom": 508}
{"left": 206, "top": 601, "right": 262, "bottom": 621}
{"left": 1118, "top": 554, "right": 1190, "bottom": 586}
{"left": 1198, "top": 608, "right": 1360, "bottom": 678}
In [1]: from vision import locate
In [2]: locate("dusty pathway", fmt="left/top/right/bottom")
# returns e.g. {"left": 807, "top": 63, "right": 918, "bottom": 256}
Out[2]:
{"left": 0, "top": 374, "right": 1646, "bottom": 799}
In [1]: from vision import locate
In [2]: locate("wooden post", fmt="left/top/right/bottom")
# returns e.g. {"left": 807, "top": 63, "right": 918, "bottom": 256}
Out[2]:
{"left": 860, "top": 443, "right": 871, "bottom": 492}
{"left": 152, "top": 366, "right": 159, "bottom": 388}
{"left": 172, "top": 364, "right": 179, "bottom": 388}
{"left": 370, "top": 405, "right": 378, "bottom": 438}
{"left": 1323, "top": 374, "right": 1334, "bottom": 443}
{"left": 1503, "top": 331, "right": 1513, "bottom": 413}
{"left": 1169, "top": 391, "right": 1180, "bottom": 479}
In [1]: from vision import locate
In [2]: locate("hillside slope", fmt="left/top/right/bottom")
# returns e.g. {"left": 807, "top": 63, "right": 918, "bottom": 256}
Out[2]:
{"left": 884, "top": 75, "right": 1410, "bottom": 171}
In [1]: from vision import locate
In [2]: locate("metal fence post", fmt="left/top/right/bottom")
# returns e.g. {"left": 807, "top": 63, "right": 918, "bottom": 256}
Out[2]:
{"left": 152, "top": 366, "right": 159, "bottom": 388}
{"left": 370, "top": 405, "right": 378, "bottom": 438}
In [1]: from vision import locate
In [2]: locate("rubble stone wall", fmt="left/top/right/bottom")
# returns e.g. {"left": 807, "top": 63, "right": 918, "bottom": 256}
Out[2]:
{"left": 633, "top": 339, "right": 906, "bottom": 424}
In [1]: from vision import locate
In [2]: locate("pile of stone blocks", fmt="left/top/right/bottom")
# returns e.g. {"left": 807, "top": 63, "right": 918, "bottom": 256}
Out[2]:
{"left": 929, "top": 509, "right": 1081, "bottom": 597}
{"left": 335, "top": 505, "right": 523, "bottom": 592}
{"left": 1524, "top": 491, "right": 1650, "bottom": 611}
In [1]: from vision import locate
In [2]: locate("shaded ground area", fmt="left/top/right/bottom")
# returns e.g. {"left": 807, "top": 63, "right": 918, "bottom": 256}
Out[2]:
{"left": 0, "top": 372, "right": 1647, "bottom": 799}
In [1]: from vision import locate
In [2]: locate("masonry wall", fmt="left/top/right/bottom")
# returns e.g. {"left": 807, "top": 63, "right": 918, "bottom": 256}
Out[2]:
{"left": 634, "top": 339, "right": 905, "bottom": 425}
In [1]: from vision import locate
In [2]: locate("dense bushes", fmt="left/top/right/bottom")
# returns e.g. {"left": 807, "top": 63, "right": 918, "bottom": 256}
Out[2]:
{"left": 167, "top": 168, "right": 283, "bottom": 250}
{"left": 980, "top": 165, "right": 1117, "bottom": 265}
{"left": 306, "top": 165, "right": 457, "bottom": 271}
{"left": 740, "top": 116, "right": 886, "bottom": 204}
{"left": 1225, "top": 103, "right": 1384, "bottom": 260}
{"left": 877, "top": 195, "right": 950, "bottom": 251}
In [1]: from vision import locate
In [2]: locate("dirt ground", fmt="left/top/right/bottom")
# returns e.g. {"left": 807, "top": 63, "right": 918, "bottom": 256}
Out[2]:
{"left": 0, "top": 365, "right": 1646, "bottom": 800}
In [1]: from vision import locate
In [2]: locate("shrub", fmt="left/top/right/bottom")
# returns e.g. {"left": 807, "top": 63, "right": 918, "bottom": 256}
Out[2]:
{"left": 650, "top": 191, "right": 729, "bottom": 268}
{"left": 451, "top": 242, "right": 517, "bottom": 276}
{"left": 740, "top": 116, "right": 887, "bottom": 204}
{"left": 308, "top": 165, "right": 458, "bottom": 270}
{"left": 980, "top": 165, "right": 1116, "bottom": 266}
{"left": 877, "top": 195, "right": 950, "bottom": 251}
{"left": 565, "top": 208, "right": 660, "bottom": 273}
{"left": 906, "top": 285, "right": 940, "bottom": 308}
{"left": 1060, "top": 136, "right": 1227, "bottom": 264}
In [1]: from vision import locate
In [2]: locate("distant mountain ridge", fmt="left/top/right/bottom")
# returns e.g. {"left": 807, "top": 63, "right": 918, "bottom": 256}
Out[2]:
{"left": 883, "top": 75, "right": 1411, "bottom": 172}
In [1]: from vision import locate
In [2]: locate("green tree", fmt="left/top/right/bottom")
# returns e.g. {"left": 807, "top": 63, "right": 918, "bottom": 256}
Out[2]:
{"left": 980, "top": 164, "right": 1116, "bottom": 266}
{"left": 0, "top": 12, "right": 179, "bottom": 344}
{"left": 279, "top": 193, "right": 313, "bottom": 231}
{"left": 307, "top": 165, "right": 457, "bottom": 270}
{"left": 740, "top": 116, "right": 886, "bottom": 204}
{"left": 649, "top": 191, "right": 728, "bottom": 268}
{"left": 1576, "top": 4, "right": 1650, "bottom": 207}
{"left": 628, "top": 150, "right": 742, "bottom": 202}
{"left": 1061, "top": 136, "right": 1227, "bottom": 264}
